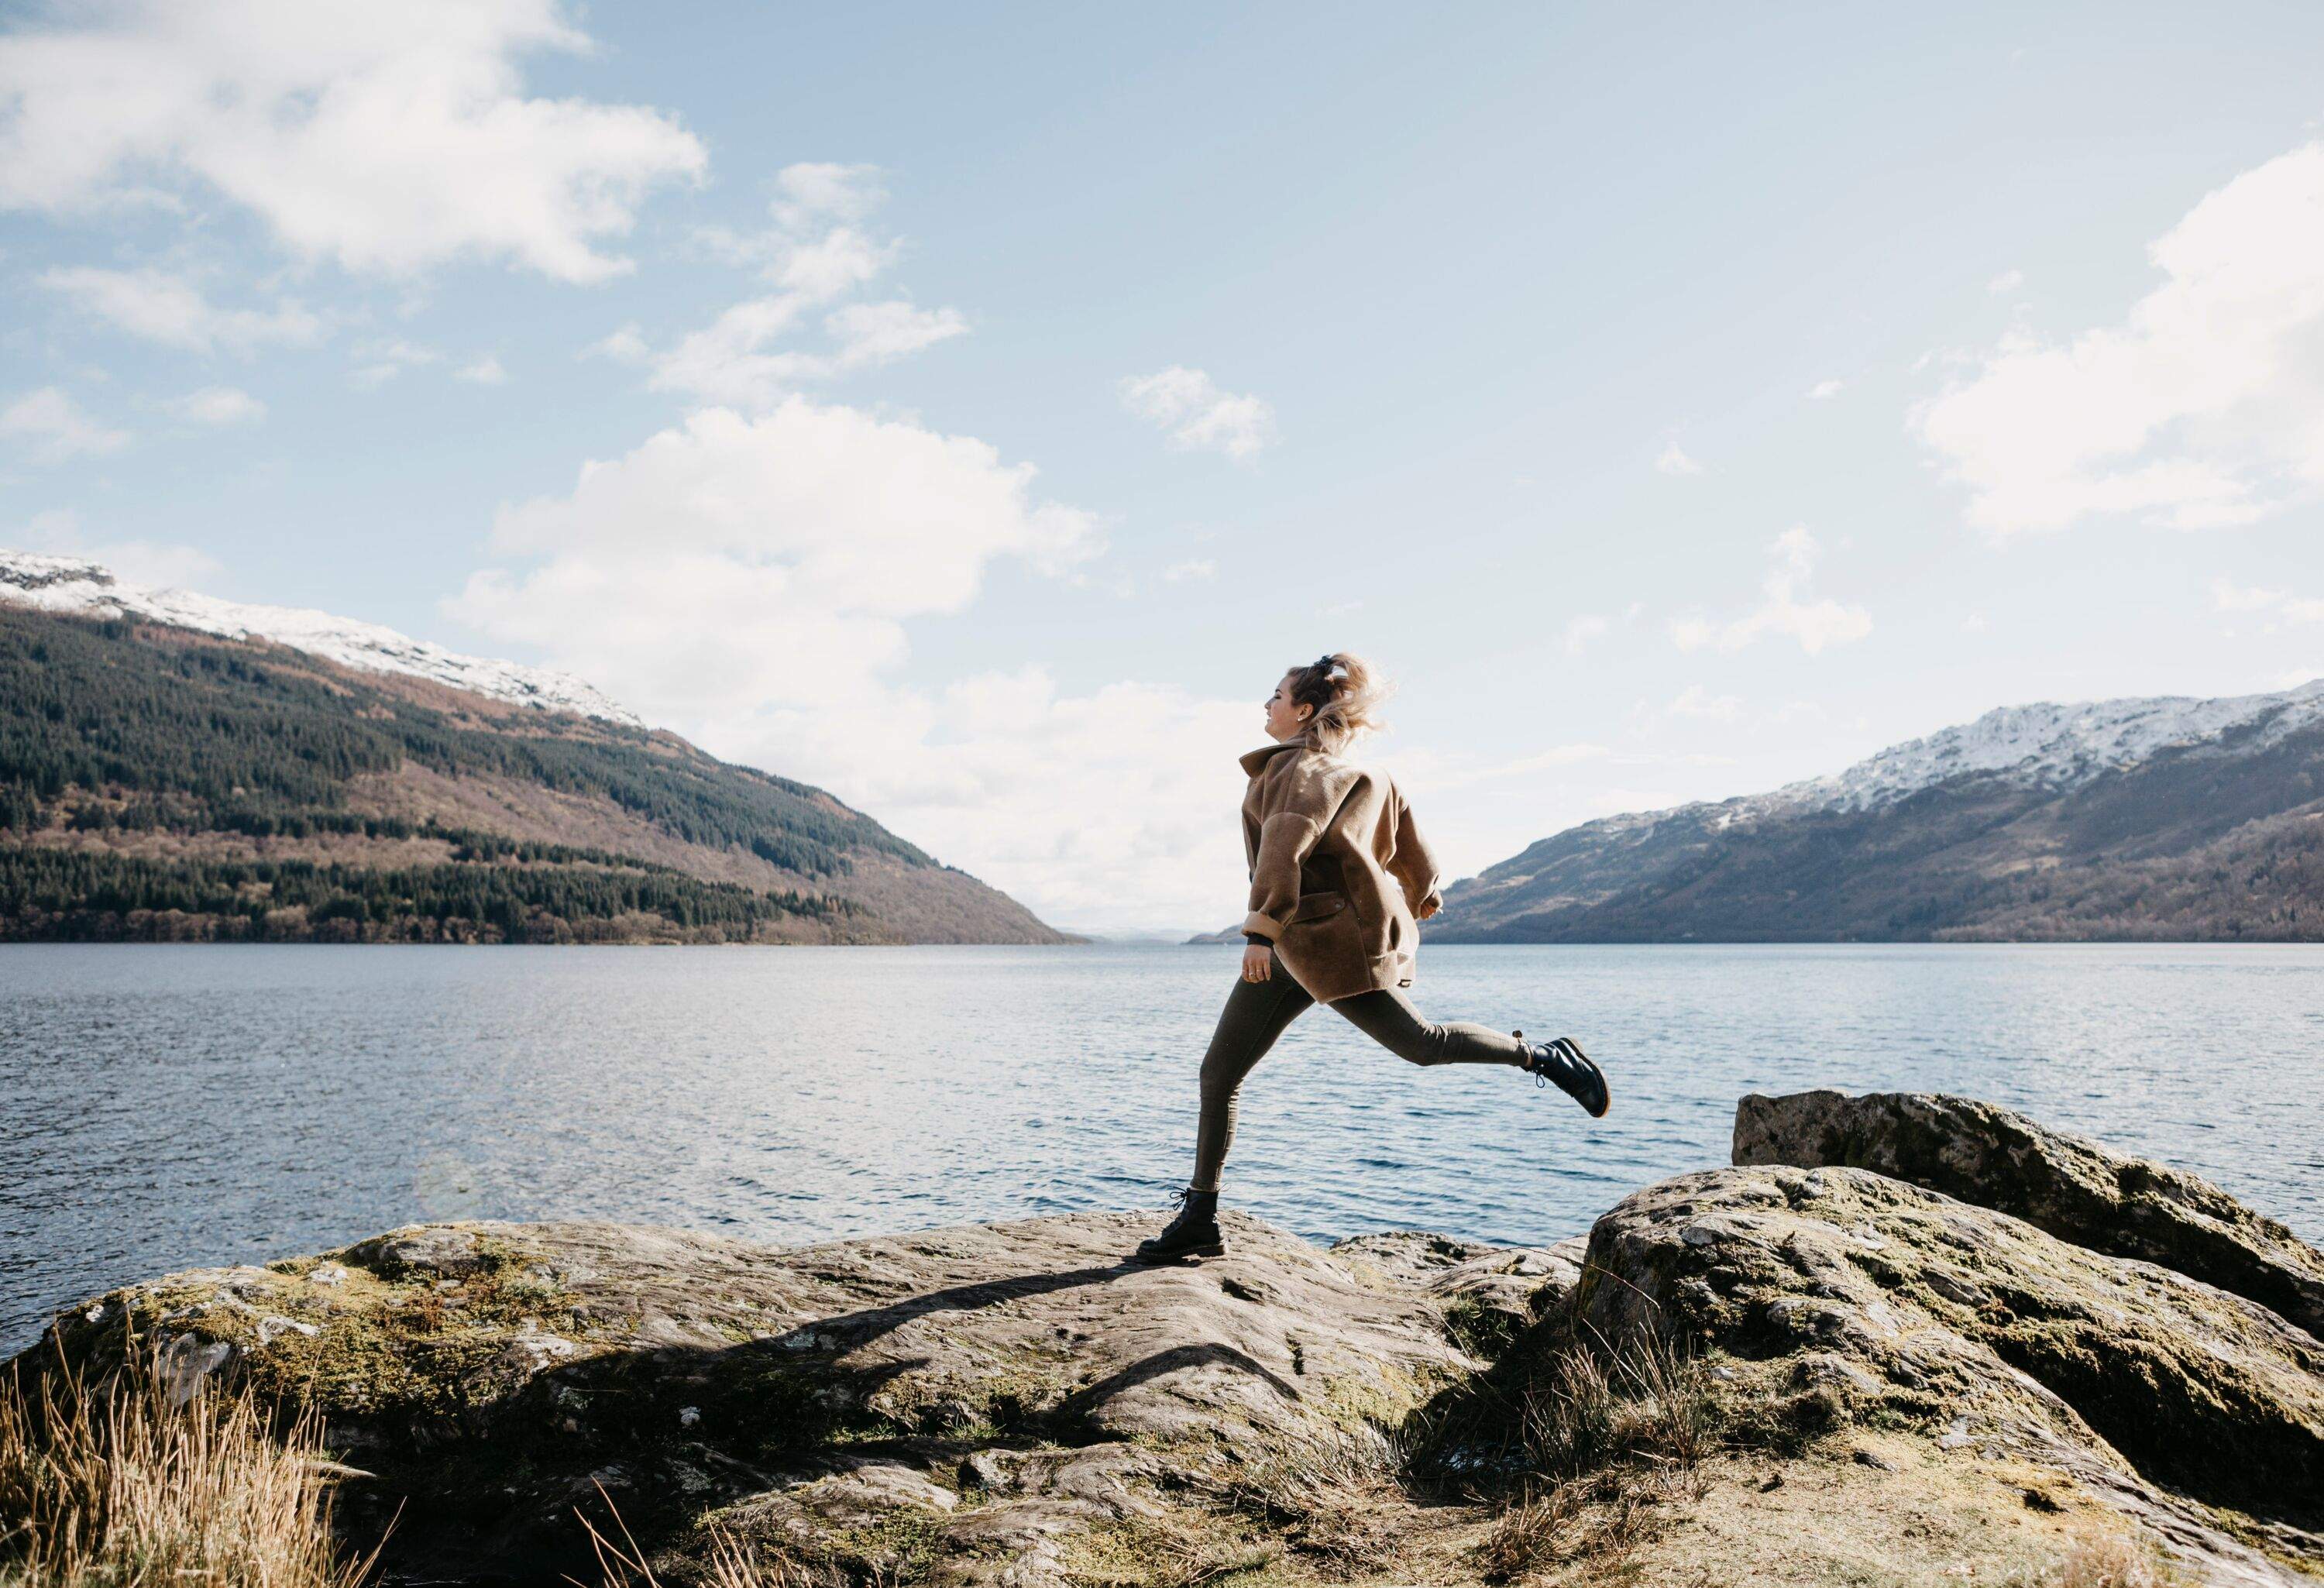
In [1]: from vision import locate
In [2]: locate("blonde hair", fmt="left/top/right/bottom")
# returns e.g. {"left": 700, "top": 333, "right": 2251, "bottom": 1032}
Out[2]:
{"left": 1284, "top": 651, "right": 1394, "bottom": 753}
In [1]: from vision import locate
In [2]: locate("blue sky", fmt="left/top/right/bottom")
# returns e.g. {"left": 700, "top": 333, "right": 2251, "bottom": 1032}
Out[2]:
{"left": 5, "top": 1, "right": 2324, "bottom": 934}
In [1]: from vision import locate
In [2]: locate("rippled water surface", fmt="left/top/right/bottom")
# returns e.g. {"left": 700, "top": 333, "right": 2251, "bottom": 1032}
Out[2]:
{"left": 5, "top": 942, "right": 2322, "bottom": 1353}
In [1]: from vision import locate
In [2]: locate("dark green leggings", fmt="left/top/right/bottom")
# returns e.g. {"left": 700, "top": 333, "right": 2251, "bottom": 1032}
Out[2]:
{"left": 1190, "top": 944, "right": 1529, "bottom": 1190}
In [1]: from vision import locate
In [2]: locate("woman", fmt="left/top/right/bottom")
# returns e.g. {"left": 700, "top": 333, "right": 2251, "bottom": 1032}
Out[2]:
{"left": 1133, "top": 651, "right": 1610, "bottom": 1265}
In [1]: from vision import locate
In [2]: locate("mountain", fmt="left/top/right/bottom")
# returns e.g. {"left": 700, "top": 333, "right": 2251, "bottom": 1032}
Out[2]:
{"left": 0, "top": 552, "right": 1073, "bottom": 945}
{"left": 3, "top": 552, "right": 639, "bottom": 725}
{"left": 1425, "top": 681, "right": 2324, "bottom": 942}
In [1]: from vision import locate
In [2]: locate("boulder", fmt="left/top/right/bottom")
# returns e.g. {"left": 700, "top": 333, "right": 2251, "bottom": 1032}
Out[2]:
{"left": 1573, "top": 1162, "right": 2324, "bottom": 1584}
{"left": 1734, "top": 1090, "right": 2324, "bottom": 1342}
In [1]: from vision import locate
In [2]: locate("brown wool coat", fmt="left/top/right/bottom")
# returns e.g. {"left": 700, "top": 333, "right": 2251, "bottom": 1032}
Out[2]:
{"left": 1236, "top": 729, "right": 1445, "bottom": 1003}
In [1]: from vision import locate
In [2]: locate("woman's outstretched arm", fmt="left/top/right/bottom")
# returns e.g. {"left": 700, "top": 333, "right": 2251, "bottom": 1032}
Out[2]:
{"left": 1387, "top": 782, "right": 1444, "bottom": 919}
{"left": 1241, "top": 811, "right": 1322, "bottom": 944}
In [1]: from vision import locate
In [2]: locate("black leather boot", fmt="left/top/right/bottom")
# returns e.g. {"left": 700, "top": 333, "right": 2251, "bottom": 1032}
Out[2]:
{"left": 1514, "top": 1029, "right": 1611, "bottom": 1118}
{"left": 1132, "top": 1186, "right": 1224, "bottom": 1263}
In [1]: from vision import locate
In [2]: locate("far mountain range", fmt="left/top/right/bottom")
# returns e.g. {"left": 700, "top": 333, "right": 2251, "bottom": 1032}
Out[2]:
{"left": 1195, "top": 679, "right": 2324, "bottom": 944}
{"left": 8, "top": 550, "right": 2315, "bottom": 947}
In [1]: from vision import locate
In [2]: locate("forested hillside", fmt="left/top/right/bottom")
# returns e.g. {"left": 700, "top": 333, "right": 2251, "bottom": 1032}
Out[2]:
{"left": 0, "top": 607, "right": 1070, "bottom": 944}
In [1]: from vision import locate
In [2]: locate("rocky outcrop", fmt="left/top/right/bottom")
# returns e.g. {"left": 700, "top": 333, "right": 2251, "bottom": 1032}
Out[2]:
{"left": 1573, "top": 1163, "right": 2324, "bottom": 1584}
{"left": 36, "top": 1212, "right": 1574, "bottom": 1586}
{"left": 18, "top": 1100, "right": 2324, "bottom": 1586}
{"left": 1734, "top": 1089, "right": 2324, "bottom": 1340}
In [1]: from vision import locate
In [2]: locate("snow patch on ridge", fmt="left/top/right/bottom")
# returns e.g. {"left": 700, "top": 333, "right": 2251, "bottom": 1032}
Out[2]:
{"left": 1756, "top": 681, "right": 2324, "bottom": 817}
{"left": 0, "top": 551, "right": 641, "bottom": 727}
{"left": 1535, "top": 677, "right": 2324, "bottom": 855}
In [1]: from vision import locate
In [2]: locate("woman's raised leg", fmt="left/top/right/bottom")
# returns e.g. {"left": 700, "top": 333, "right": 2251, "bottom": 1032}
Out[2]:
{"left": 1325, "top": 985, "right": 1528, "bottom": 1067}
{"left": 1329, "top": 985, "right": 1611, "bottom": 1114}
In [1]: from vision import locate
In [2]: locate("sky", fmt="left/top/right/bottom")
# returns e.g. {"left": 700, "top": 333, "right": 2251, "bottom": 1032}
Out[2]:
{"left": 4, "top": 1, "right": 2324, "bottom": 937}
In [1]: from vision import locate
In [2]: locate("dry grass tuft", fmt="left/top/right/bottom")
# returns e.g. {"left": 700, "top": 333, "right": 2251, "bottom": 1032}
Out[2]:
{"left": 1516, "top": 1329, "right": 1718, "bottom": 1483}
{"left": 1472, "top": 1481, "right": 1574, "bottom": 1582}
{"left": 1208, "top": 1421, "right": 1408, "bottom": 1576}
{"left": 1059, "top": 1513, "right": 1280, "bottom": 1588}
{"left": 0, "top": 1339, "right": 382, "bottom": 1587}
{"left": 1425, "top": 1327, "right": 1721, "bottom": 1581}
{"left": 1472, "top": 1464, "right": 1704, "bottom": 1583}
{"left": 574, "top": 1481, "right": 816, "bottom": 1588}
{"left": 2053, "top": 1532, "right": 2181, "bottom": 1588}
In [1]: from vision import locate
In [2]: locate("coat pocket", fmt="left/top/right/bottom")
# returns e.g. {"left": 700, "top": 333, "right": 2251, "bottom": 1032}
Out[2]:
{"left": 1288, "top": 889, "right": 1348, "bottom": 925}
{"left": 1279, "top": 890, "right": 1364, "bottom": 988}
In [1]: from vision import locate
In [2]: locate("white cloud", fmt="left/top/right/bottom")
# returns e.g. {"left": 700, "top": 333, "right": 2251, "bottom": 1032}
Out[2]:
{"left": 1666, "top": 684, "right": 1745, "bottom": 723}
{"left": 583, "top": 325, "right": 649, "bottom": 363}
{"left": 456, "top": 355, "right": 509, "bottom": 385}
{"left": 39, "top": 266, "right": 323, "bottom": 354}
{"left": 651, "top": 290, "right": 970, "bottom": 397}
{"left": 768, "top": 162, "right": 885, "bottom": 231}
{"left": 446, "top": 400, "right": 1291, "bottom": 932}
{"left": 167, "top": 385, "right": 266, "bottom": 424}
{"left": 773, "top": 227, "right": 894, "bottom": 298}
{"left": 1629, "top": 688, "right": 1823, "bottom": 736}
{"left": 1913, "top": 140, "right": 2324, "bottom": 535}
{"left": 649, "top": 297, "right": 816, "bottom": 407}
{"left": 1653, "top": 442, "right": 1702, "bottom": 476}
{"left": 696, "top": 166, "right": 892, "bottom": 287}
{"left": 1987, "top": 269, "right": 2025, "bottom": 295}
{"left": 1668, "top": 527, "right": 1872, "bottom": 655}
{"left": 1807, "top": 379, "right": 1844, "bottom": 400}
{"left": 1162, "top": 559, "right": 1215, "bottom": 583}
{"left": 1560, "top": 601, "right": 1644, "bottom": 655}
{"left": 1401, "top": 741, "right": 1613, "bottom": 791}
{"left": 1, "top": 387, "right": 129, "bottom": 462}
{"left": 643, "top": 163, "right": 964, "bottom": 408}
{"left": 823, "top": 300, "right": 968, "bottom": 367}
{"left": 1588, "top": 786, "right": 1686, "bottom": 815}
{"left": 1119, "top": 366, "right": 1277, "bottom": 460}
{"left": 349, "top": 337, "right": 442, "bottom": 389}
{"left": 450, "top": 400, "right": 1102, "bottom": 730}
{"left": 0, "top": 0, "right": 705, "bottom": 282}
{"left": 15, "top": 507, "right": 217, "bottom": 586}
{"left": 2212, "top": 576, "right": 2324, "bottom": 624}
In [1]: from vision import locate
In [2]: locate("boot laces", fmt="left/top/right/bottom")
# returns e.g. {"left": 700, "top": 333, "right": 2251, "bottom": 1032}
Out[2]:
{"left": 1515, "top": 1029, "right": 1549, "bottom": 1088}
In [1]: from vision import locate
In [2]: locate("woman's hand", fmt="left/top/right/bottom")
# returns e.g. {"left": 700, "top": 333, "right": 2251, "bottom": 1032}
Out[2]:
{"left": 1242, "top": 944, "right": 1273, "bottom": 982}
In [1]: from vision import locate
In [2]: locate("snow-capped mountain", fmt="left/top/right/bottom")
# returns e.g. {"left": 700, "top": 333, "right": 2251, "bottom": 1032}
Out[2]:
{"left": 1427, "top": 679, "right": 2324, "bottom": 943}
{"left": 1747, "top": 681, "right": 2324, "bottom": 820}
{"left": 0, "top": 551, "right": 641, "bottom": 727}
{"left": 0, "top": 577, "right": 1076, "bottom": 945}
